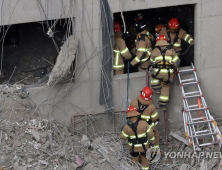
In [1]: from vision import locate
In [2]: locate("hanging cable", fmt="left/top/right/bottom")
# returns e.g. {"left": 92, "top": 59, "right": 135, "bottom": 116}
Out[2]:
{"left": 123, "top": 60, "right": 130, "bottom": 127}
{"left": 120, "top": 0, "right": 126, "bottom": 33}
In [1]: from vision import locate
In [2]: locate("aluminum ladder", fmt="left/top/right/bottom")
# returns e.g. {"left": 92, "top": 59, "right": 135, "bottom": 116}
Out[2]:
{"left": 177, "top": 63, "right": 222, "bottom": 151}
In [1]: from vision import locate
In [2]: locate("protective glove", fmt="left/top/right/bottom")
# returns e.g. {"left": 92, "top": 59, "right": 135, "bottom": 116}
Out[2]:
{"left": 190, "top": 40, "right": 194, "bottom": 46}
{"left": 128, "top": 62, "right": 135, "bottom": 73}
{"left": 148, "top": 119, "right": 153, "bottom": 125}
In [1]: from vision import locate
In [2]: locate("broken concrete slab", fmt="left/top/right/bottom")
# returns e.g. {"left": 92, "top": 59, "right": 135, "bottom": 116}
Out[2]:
{"left": 31, "top": 129, "right": 40, "bottom": 142}
{"left": 13, "top": 140, "right": 22, "bottom": 147}
{"left": 169, "top": 131, "right": 189, "bottom": 145}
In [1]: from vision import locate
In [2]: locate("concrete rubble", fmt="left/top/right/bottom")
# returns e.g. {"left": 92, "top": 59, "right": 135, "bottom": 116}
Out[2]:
{"left": 47, "top": 35, "right": 78, "bottom": 86}
{"left": 0, "top": 78, "right": 221, "bottom": 170}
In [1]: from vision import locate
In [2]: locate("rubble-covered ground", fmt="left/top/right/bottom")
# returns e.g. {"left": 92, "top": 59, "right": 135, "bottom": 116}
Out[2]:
{"left": 0, "top": 84, "right": 222, "bottom": 170}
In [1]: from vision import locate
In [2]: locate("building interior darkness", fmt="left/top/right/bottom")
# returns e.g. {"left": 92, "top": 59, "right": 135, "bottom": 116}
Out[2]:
{"left": 114, "top": 4, "right": 195, "bottom": 74}
{"left": 0, "top": 19, "right": 71, "bottom": 85}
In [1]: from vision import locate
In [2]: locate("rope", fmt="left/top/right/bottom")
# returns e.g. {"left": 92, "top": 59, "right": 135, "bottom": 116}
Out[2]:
{"left": 123, "top": 60, "right": 130, "bottom": 127}
{"left": 179, "top": 45, "right": 192, "bottom": 56}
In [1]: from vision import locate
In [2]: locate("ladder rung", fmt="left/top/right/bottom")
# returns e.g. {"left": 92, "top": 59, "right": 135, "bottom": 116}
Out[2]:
{"left": 182, "top": 81, "right": 197, "bottom": 87}
{"left": 178, "top": 69, "right": 194, "bottom": 75}
{"left": 187, "top": 104, "right": 199, "bottom": 108}
{"left": 181, "top": 78, "right": 196, "bottom": 83}
{"left": 190, "top": 132, "right": 216, "bottom": 138}
{"left": 187, "top": 107, "right": 207, "bottom": 112}
{"left": 199, "top": 142, "right": 218, "bottom": 147}
{"left": 188, "top": 120, "right": 212, "bottom": 125}
{"left": 184, "top": 91, "right": 200, "bottom": 95}
{"left": 185, "top": 95, "right": 201, "bottom": 99}
{"left": 192, "top": 117, "right": 207, "bottom": 121}
{"left": 195, "top": 130, "right": 210, "bottom": 134}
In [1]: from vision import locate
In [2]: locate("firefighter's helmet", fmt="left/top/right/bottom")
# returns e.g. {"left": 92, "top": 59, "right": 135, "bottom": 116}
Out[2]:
{"left": 114, "top": 21, "right": 121, "bottom": 33}
{"left": 168, "top": 18, "right": 179, "bottom": 29}
{"left": 155, "top": 24, "right": 165, "bottom": 33}
{"left": 127, "top": 106, "right": 140, "bottom": 118}
{"left": 155, "top": 35, "right": 169, "bottom": 46}
{"left": 135, "top": 21, "right": 146, "bottom": 33}
{"left": 140, "top": 87, "right": 153, "bottom": 101}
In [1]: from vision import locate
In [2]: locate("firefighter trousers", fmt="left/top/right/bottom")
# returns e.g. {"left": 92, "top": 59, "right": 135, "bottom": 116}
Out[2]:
{"left": 132, "top": 153, "right": 149, "bottom": 169}
{"left": 150, "top": 73, "right": 173, "bottom": 106}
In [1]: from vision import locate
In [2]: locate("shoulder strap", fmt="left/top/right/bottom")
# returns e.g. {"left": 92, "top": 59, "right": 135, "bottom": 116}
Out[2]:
{"left": 137, "top": 100, "right": 149, "bottom": 114}
{"left": 156, "top": 46, "right": 168, "bottom": 68}
{"left": 167, "top": 32, "right": 171, "bottom": 44}
{"left": 127, "top": 119, "right": 140, "bottom": 139}
{"left": 138, "top": 34, "right": 148, "bottom": 42}
{"left": 173, "top": 29, "right": 180, "bottom": 44}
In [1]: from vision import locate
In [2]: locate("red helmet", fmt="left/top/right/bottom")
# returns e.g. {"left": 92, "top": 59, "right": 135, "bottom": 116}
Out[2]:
{"left": 155, "top": 24, "right": 165, "bottom": 33}
{"left": 127, "top": 106, "right": 137, "bottom": 113}
{"left": 156, "top": 35, "right": 167, "bottom": 42}
{"left": 140, "top": 87, "right": 153, "bottom": 101}
{"left": 168, "top": 18, "right": 179, "bottom": 29}
{"left": 114, "top": 21, "right": 121, "bottom": 33}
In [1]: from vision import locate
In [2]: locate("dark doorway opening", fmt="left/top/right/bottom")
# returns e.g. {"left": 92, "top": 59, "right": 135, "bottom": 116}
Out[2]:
{"left": 0, "top": 18, "right": 73, "bottom": 85}
{"left": 114, "top": 4, "right": 195, "bottom": 74}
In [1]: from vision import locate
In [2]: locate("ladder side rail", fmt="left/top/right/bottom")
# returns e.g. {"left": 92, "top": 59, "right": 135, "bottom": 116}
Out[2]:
{"left": 209, "top": 114, "right": 222, "bottom": 142}
{"left": 191, "top": 66, "right": 216, "bottom": 142}
{"left": 183, "top": 100, "right": 196, "bottom": 148}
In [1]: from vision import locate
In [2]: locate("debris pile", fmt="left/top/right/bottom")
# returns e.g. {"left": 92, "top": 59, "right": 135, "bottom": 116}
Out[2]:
{"left": 155, "top": 127, "right": 222, "bottom": 170}
{"left": 0, "top": 84, "right": 28, "bottom": 98}
{"left": 0, "top": 115, "right": 138, "bottom": 170}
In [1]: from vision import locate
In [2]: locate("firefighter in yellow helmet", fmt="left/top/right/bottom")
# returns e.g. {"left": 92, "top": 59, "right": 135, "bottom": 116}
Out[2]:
{"left": 150, "top": 35, "right": 180, "bottom": 110}
{"left": 121, "top": 106, "right": 155, "bottom": 170}
{"left": 113, "top": 21, "right": 132, "bottom": 75}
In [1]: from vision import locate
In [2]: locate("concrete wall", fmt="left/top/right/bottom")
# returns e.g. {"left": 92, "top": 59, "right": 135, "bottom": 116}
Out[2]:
{"left": 1, "top": 0, "right": 222, "bottom": 130}
{"left": 0, "top": 0, "right": 73, "bottom": 26}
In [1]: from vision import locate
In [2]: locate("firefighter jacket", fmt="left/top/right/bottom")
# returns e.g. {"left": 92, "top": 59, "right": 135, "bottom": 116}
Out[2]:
{"left": 131, "top": 30, "right": 152, "bottom": 66}
{"left": 160, "top": 27, "right": 194, "bottom": 52}
{"left": 113, "top": 35, "right": 132, "bottom": 71}
{"left": 130, "top": 95, "right": 159, "bottom": 124}
{"left": 121, "top": 119, "right": 155, "bottom": 153}
{"left": 150, "top": 46, "right": 179, "bottom": 76}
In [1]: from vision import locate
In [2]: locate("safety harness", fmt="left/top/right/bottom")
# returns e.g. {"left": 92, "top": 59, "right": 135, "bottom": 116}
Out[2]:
{"left": 137, "top": 100, "right": 149, "bottom": 114}
{"left": 167, "top": 29, "right": 180, "bottom": 47}
{"left": 150, "top": 46, "right": 175, "bottom": 84}
{"left": 127, "top": 119, "right": 147, "bottom": 157}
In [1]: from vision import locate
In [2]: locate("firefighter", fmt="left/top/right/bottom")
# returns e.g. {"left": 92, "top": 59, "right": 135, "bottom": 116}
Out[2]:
{"left": 130, "top": 21, "right": 152, "bottom": 72}
{"left": 121, "top": 106, "right": 155, "bottom": 170}
{"left": 113, "top": 21, "right": 132, "bottom": 75}
{"left": 150, "top": 35, "right": 180, "bottom": 110}
{"left": 130, "top": 87, "right": 160, "bottom": 163}
{"left": 160, "top": 18, "right": 194, "bottom": 55}
{"left": 155, "top": 24, "right": 165, "bottom": 38}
